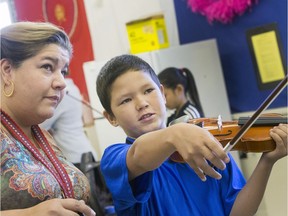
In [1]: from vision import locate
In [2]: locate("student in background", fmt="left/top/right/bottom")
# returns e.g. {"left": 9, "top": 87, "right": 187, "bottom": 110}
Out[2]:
{"left": 40, "top": 76, "right": 98, "bottom": 169}
{"left": 96, "top": 54, "right": 287, "bottom": 216}
{"left": 158, "top": 67, "right": 204, "bottom": 126}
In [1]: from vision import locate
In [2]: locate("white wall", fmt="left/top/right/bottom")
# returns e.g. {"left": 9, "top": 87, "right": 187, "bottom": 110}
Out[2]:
{"left": 83, "top": 0, "right": 179, "bottom": 61}
{"left": 240, "top": 154, "right": 287, "bottom": 216}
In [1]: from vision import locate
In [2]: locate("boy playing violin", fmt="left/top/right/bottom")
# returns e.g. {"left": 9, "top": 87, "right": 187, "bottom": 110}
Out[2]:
{"left": 96, "top": 54, "right": 287, "bottom": 216}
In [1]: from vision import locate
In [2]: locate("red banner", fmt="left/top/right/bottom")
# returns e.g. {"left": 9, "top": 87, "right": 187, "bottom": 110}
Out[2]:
{"left": 13, "top": 0, "right": 94, "bottom": 100}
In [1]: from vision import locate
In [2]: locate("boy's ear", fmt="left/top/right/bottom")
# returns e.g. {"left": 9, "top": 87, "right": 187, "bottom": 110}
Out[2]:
{"left": 160, "top": 84, "right": 166, "bottom": 104}
{"left": 103, "top": 110, "right": 119, "bottom": 127}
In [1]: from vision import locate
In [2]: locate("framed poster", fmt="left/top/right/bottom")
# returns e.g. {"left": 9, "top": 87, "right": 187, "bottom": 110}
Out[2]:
{"left": 246, "top": 23, "right": 286, "bottom": 90}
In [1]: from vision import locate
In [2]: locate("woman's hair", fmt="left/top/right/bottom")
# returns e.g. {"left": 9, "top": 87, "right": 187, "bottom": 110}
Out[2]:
{"left": 1, "top": 21, "right": 73, "bottom": 68}
{"left": 97, "top": 54, "right": 161, "bottom": 116}
{"left": 158, "top": 67, "right": 204, "bottom": 116}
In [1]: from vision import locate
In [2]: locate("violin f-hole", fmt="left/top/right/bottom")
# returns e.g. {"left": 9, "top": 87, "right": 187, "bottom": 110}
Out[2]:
{"left": 214, "top": 130, "right": 233, "bottom": 137}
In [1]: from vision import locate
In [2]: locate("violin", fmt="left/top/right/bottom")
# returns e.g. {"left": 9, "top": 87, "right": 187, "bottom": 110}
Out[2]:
{"left": 169, "top": 74, "right": 288, "bottom": 163}
{"left": 169, "top": 115, "right": 287, "bottom": 163}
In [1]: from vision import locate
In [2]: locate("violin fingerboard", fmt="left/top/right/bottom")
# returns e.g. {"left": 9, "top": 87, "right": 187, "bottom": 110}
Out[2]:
{"left": 238, "top": 117, "right": 288, "bottom": 126}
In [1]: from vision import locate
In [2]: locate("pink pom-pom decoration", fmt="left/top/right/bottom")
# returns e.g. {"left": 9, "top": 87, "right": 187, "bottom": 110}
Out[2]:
{"left": 187, "top": 0, "right": 258, "bottom": 24}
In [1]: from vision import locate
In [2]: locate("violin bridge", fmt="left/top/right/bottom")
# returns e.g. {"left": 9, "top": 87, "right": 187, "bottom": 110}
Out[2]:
{"left": 217, "top": 115, "right": 222, "bottom": 131}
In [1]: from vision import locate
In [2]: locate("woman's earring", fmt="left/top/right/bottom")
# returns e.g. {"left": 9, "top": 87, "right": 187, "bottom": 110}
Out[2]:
{"left": 111, "top": 120, "right": 119, "bottom": 127}
{"left": 3, "top": 80, "right": 15, "bottom": 97}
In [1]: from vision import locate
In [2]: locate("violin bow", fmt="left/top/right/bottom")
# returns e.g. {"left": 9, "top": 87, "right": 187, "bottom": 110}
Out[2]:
{"left": 224, "top": 74, "right": 288, "bottom": 152}
{"left": 66, "top": 91, "right": 105, "bottom": 119}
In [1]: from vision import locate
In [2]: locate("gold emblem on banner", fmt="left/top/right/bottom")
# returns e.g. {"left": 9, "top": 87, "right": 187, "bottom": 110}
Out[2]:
{"left": 42, "top": 0, "right": 78, "bottom": 38}
{"left": 55, "top": 4, "right": 66, "bottom": 23}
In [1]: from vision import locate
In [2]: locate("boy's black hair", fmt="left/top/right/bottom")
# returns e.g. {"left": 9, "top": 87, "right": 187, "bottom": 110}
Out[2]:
{"left": 96, "top": 54, "right": 161, "bottom": 115}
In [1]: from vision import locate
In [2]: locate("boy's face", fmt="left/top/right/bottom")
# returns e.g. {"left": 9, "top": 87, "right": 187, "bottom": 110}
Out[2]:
{"left": 104, "top": 70, "right": 167, "bottom": 138}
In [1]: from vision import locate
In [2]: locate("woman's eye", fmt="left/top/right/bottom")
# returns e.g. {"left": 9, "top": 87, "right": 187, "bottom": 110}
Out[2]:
{"left": 61, "top": 70, "right": 68, "bottom": 76}
{"left": 42, "top": 64, "right": 53, "bottom": 71}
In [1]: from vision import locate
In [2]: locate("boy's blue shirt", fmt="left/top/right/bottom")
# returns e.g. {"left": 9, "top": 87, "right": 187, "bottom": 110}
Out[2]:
{"left": 100, "top": 137, "right": 246, "bottom": 216}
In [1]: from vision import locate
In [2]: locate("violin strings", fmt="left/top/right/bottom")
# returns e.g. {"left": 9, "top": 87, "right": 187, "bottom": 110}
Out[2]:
{"left": 224, "top": 75, "right": 288, "bottom": 152}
